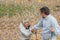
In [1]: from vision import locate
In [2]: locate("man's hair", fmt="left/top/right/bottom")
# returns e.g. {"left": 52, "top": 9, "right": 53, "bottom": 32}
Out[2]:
{"left": 40, "top": 6, "right": 50, "bottom": 15}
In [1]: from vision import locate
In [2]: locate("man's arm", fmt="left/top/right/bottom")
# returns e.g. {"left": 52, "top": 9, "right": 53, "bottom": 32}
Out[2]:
{"left": 32, "top": 19, "right": 43, "bottom": 30}
{"left": 31, "top": 19, "right": 43, "bottom": 33}
{"left": 51, "top": 18, "right": 60, "bottom": 35}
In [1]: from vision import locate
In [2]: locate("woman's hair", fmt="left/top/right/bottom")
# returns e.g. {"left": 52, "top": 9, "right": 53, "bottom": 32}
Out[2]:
{"left": 22, "top": 18, "right": 29, "bottom": 24}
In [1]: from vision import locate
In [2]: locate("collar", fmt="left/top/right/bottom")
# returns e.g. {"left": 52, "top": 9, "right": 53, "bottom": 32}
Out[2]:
{"left": 44, "top": 14, "right": 51, "bottom": 20}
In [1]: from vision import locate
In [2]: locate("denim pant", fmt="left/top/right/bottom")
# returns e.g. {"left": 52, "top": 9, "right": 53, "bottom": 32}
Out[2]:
{"left": 51, "top": 36, "right": 56, "bottom": 40}
{"left": 42, "top": 36, "right": 56, "bottom": 40}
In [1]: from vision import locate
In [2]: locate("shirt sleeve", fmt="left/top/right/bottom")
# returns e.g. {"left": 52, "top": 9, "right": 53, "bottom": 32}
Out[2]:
{"left": 32, "top": 19, "right": 43, "bottom": 30}
{"left": 51, "top": 18, "right": 60, "bottom": 35}
{"left": 19, "top": 23, "right": 32, "bottom": 37}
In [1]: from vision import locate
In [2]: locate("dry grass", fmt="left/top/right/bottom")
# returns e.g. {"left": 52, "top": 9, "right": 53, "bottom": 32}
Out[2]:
{"left": 0, "top": 0, "right": 60, "bottom": 40}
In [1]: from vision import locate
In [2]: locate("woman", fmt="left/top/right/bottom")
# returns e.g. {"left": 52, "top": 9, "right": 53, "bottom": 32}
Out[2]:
{"left": 19, "top": 19, "right": 32, "bottom": 40}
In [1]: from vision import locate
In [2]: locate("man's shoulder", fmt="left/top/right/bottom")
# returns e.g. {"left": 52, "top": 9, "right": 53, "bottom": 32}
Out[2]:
{"left": 38, "top": 18, "right": 43, "bottom": 22}
{"left": 49, "top": 15, "right": 57, "bottom": 22}
{"left": 50, "top": 15, "right": 56, "bottom": 20}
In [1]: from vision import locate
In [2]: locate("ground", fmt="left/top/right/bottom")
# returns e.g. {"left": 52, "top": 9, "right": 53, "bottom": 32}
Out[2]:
{"left": 0, "top": 0, "right": 60, "bottom": 40}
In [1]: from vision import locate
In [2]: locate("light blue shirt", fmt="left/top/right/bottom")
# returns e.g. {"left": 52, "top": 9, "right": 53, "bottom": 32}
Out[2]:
{"left": 33, "top": 14, "right": 60, "bottom": 39}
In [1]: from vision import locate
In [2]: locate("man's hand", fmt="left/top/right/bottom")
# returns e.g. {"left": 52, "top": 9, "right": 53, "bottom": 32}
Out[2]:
{"left": 51, "top": 27, "right": 55, "bottom": 32}
{"left": 31, "top": 29, "right": 37, "bottom": 33}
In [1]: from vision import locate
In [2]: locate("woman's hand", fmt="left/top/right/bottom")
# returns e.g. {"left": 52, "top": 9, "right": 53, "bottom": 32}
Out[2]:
{"left": 31, "top": 29, "right": 37, "bottom": 34}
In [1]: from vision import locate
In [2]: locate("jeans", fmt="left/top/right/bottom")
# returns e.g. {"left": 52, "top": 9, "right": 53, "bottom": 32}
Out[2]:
{"left": 42, "top": 36, "right": 56, "bottom": 40}
{"left": 52, "top": 36, "right": 56, "bottom": 40}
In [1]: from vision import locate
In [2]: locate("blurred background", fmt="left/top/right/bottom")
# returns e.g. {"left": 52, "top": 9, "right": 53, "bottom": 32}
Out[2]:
{"left": 0, "top": 0, "right": 60, "bottom": 40}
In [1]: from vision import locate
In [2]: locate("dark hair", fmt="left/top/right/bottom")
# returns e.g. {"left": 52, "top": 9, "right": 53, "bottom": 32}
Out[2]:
{"left": 40, "top": 6, "right": 50, "bottom": 15}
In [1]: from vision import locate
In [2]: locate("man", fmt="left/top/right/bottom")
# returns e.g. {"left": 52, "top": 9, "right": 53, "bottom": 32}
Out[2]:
{"left": 19, "top": 19, "right": 32, "bottom": 40}
{"left": 31, "top": 6, "right": 60, "bottom": 40}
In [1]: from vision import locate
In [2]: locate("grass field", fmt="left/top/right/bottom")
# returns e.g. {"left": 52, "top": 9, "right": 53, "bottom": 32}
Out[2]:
{"left": 0, "top": 0, "right": 60, "bottom": 40}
